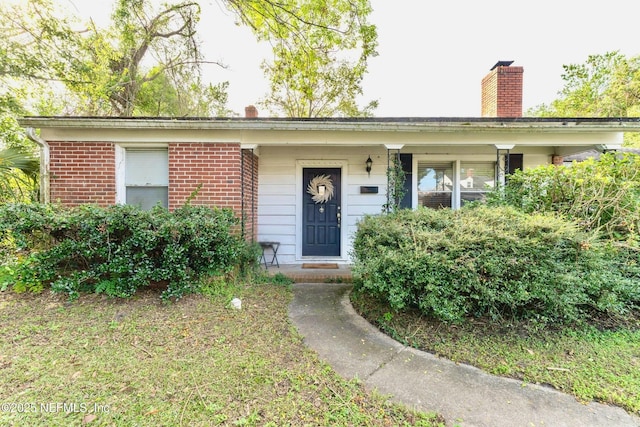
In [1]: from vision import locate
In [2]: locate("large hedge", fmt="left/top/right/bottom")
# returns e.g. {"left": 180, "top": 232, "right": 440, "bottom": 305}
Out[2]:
{"left": 0, "top": 203, "right": 256, "bottom": 300}
{"left": 351, "top": 206, "right": 640, "bottom": 325}
{"left": 488, "top": 152, "right": 640, "bottom": 242}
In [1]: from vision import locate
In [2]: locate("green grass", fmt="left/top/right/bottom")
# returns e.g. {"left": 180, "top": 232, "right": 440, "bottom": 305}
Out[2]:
{"left": 351, "top": 290, "right": 640, "bottom": 415}
{"left": 0, "top": 283, "right": 443, "bottom": 426}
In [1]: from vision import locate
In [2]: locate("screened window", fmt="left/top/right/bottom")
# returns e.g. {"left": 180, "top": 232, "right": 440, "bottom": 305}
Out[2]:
{"left": 125, "top": 149, "right": 169, "bottom": 209}
{"left": 418, "top": 162, "right": 454, "bottom": 209}
{"left": 460, "top": 162, "right": 495, "bottom": 206}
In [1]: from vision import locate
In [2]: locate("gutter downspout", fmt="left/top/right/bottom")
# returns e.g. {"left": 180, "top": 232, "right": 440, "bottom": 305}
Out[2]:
{"left": 25, "top": 127, "right": 50, "bottom": 204}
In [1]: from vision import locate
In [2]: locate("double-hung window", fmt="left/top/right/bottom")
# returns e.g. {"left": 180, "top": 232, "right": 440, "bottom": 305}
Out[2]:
{"left": 124, "top": 148, "right": 169, "bottom": 209}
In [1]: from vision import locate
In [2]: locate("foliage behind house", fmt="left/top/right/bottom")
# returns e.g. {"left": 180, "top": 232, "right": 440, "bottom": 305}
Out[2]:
{"left": 488, "top": 152, "right": 640, "bottom": 243}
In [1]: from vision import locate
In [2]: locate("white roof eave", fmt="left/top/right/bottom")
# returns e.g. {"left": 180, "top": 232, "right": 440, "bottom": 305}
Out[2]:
{"left": 18, "top": 117, "right": 640, "bottom": 133}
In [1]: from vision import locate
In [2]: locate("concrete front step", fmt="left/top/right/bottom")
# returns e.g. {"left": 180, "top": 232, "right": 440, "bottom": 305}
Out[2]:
{"left": 264, "top": 264, "right": 353, "bottom": 283}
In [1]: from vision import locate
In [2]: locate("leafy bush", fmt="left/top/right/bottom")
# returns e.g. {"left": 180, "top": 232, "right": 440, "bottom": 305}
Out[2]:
{"left": 487, "top": 152, "right": 640, "bottom": 243}
{"left": 0, "top": 202, "right": 58, "bottom": 256}
{"left": 0, "top": 203, "right": 254, "bottom": 300}
{"left": 0, "top": 145, "right": 39, "bottom": 203}
{"left": 351, "top": 206, "right": 640, "bottom": 325}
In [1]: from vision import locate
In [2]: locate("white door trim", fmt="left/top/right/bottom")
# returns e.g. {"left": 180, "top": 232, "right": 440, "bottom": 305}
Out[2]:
{"left": 296, "top": 160, "right": 349, "bottom": 261}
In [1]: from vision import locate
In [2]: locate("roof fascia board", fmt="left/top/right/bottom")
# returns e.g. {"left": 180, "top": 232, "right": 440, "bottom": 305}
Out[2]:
{"left": 18, "top": 117, "right": 640, "bottom": 133}
{"left": 33, "top": 128, "right": 622, "bottom": 147}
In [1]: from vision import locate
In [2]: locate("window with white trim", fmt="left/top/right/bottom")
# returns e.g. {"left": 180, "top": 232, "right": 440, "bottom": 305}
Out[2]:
{"left": 459, "top": 161, "right": 495, "bottom": 206}
{"left": 125, "top": 148, "right": 168, "bottom": 209}
{"left": 418, "top": 162, "right": 454, "bottom": 209}
{"left": 417, "top": 160, "right": 497, "bottom": 209}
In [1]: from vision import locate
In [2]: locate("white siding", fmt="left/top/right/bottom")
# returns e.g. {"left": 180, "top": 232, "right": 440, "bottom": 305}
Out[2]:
{"left": 256, "top": 144, "right": 563, "bottom": 264}
{"left": 257, "top": 146, "right": 388, "bottom": 263}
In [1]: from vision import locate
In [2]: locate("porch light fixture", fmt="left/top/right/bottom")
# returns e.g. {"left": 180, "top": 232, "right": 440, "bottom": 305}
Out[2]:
{"left": 366, "top": 156, "right": 373, "bottom": 176}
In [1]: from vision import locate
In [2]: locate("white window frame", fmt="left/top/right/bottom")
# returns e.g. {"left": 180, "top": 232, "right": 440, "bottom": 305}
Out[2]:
{"left": 115, "top": 144, "right": 169, "bottom": 207}
{"left": 412, "top": 154, "right": 496, "bottom": 210}
{"left": 415, "top": 161, "right": 456, "bottom": 209}
{"left": 459, "top": 160, "right": 496, "bottom": 206}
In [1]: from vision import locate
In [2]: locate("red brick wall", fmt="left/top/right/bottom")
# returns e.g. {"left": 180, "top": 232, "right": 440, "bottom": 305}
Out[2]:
{"left": 46, "top": 141, "right": 257, "bottom": 239}
{"left": 481, "top": 70, "right": 498, "bottom": 117}
{"left": 481, "top": 65, "right": 523, "bottom": 118}
{"left": 168, "top": 143, "right": 258, "bottom": 240}
{"left": 48, "top": 141, "right": 116, "bottom": 206}
{"left": 168, "top": 143, "right": 241, "bottom": 209}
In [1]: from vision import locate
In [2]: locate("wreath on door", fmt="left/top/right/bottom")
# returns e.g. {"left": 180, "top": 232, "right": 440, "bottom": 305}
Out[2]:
{"left": 307, "top": 174, "right": 334, "bottom": 204}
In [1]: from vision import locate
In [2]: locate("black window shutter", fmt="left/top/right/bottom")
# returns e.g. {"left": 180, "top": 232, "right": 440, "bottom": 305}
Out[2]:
{"left": 508, "top": 153, "right": 523, "bottom": 175}
{"left": 400, "top": 153, "right": 412, "bottom": 209}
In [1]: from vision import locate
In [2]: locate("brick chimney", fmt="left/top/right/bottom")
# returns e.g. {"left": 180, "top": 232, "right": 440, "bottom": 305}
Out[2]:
{"left": 245, "top": 105, "right": 258, "bottom": 118}
{"left": 481, "top": 61, "right": 523, "bottom": 117}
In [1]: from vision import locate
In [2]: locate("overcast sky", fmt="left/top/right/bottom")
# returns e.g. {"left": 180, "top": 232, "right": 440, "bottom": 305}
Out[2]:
{"left": 68, "top": 0, "right": 640, "bottom": 117}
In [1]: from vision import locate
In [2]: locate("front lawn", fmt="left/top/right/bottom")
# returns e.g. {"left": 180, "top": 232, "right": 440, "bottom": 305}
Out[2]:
{"left": 351, "top": 290, "right": 640, "bottom": 415}
{"left": 350, "top": 204, "right": 640, "bottom": 416}
{"left": 0, "top": 283, "right": 442, "bottom": 426}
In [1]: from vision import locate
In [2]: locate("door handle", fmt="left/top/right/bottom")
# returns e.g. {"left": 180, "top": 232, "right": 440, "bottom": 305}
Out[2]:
{"left": 337, "top": 212, "right": 341, "bottom": 228}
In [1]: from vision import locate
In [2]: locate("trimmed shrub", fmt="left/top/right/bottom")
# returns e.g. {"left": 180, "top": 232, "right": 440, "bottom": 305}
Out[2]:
{"left": 352, "top": 206, "right": 640, "bottom": 325}
{"left": 0, "top": 203, "right": 253, "bottom": 300}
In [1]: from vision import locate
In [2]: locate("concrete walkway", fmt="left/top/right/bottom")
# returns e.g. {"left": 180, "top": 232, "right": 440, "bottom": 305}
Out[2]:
{"left": 289, "top": 283, "right": 640, "bottom": 427}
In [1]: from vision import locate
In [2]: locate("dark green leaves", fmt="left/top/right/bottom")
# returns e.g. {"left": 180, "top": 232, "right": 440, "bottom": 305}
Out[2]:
{"left": 0, "top": 203, "right": 254, "bottom": 300}
{"left": 352, "top": 206, "right": 640, "bottom": 325}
